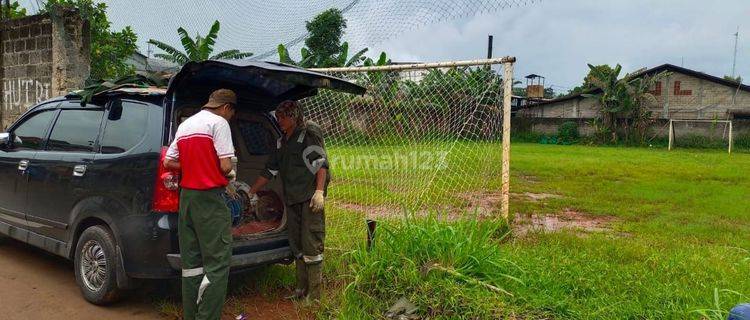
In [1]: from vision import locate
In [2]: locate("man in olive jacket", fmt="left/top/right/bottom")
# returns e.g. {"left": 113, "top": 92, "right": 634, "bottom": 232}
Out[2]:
{"left": 248, "top": 100, "right": 329, "bottom": 301}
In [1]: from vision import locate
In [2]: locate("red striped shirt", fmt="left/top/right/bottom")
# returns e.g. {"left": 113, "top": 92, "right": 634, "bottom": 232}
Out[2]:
{"left": 166, "top": 110, "right": 235, "bottom": 190}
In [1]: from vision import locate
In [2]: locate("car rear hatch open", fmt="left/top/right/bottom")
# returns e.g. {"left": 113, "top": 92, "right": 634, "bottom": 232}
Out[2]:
{"left": 164, "top": 60, "right": 365, "bottom": 271}
{"left": 166, "top": 60, "right": 366, "bottom": 112}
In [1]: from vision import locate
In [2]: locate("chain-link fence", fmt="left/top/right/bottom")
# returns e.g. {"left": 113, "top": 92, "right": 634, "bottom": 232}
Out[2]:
{"left": 299, "top": 58, "right": 514, "bottom": 248}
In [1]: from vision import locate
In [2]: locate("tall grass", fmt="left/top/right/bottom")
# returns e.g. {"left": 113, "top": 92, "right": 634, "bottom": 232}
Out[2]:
{"left": 691, "top": 288, "right": 749, "bottom": 320}
{"left": 323, "top": 215, "right": 523, "bottom": 319}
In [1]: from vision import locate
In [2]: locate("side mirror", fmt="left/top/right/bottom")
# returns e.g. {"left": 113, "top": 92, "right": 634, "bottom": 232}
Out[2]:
{"left": 108, "top": 100, "right": 123, "bottom": 121}
{"left": 0, "top": 133, "right": 9, "bottom": 150}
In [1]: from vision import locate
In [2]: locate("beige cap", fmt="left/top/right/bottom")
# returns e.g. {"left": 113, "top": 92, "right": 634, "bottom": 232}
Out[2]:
{"left": 203, "top": 89, "right": 237, "bottom": 109}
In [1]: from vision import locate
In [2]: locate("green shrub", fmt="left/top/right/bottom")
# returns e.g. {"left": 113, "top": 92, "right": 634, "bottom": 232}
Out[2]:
{"left": 330, "top": 215, "right": 521, "bottom": 319}
{"left": 674, "top": 134, "right": 729, "bottom": 149}
{"left": 557, "top": 121, "right": 580, "bottom": 144}
{"left": 733, "top": 134, "right": 750, "bottom": 151}
{"left": 511, "top": 131, "right": 543, "bottom": 143}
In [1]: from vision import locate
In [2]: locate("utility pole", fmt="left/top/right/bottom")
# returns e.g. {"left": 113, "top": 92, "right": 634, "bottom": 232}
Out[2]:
{"left": 487, "top": 35, "right": 493, "bottom": 59}
{"left": 1, "top": 0, "right": 7, "bottom": 130}
{"left": 732, "top": 26, "right": 739, "bottom": 78}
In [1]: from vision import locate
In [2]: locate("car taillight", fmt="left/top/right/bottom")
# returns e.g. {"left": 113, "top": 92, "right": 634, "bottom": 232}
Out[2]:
{"left": 152, "top": 147, "right": 180, "bottom": 213}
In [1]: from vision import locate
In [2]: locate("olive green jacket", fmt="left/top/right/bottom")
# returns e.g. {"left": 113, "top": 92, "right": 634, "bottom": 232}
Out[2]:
{"left": 261, "top": 121, "right": 330, "bottom": 205}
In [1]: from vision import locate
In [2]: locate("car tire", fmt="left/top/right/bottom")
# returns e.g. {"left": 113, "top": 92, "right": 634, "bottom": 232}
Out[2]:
{"left": 74, "top": 225, "right": 122, "bottom": 305}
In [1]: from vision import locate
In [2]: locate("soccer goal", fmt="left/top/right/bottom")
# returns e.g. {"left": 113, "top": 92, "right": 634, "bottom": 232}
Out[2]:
{"left": 668, "top": 119, "right": 734, "bottom": 153}
{"left": 296, "top": 58, "right": 515, "bottom": 247}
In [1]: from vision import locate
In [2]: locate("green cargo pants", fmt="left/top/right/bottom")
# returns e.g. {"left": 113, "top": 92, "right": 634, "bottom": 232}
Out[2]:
{"left": 287, "top": 200, "right": 325, "bottom": 300}
{"left": 178, "top": 188, "right": 232, "bottom": 320}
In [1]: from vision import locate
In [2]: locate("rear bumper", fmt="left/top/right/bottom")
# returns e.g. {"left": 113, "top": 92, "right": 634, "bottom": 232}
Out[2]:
{"left": 120, "top": 212, "right": 291, "bottom": 278}
{"left": 166, "top": 246, "right": 293, "bottom": 270}
{"left": 166, "top": 234, "right": 294, "bottom": 270}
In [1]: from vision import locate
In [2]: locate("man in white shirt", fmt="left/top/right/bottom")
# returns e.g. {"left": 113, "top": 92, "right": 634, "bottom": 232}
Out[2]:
{"left": 163, "top": 89, "right": 236, "bottom": 320}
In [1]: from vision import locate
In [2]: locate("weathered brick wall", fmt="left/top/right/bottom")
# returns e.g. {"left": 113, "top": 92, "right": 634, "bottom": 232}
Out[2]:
{"left": 520, "top": 71, "right": 750, "bottom": 122}
{"left": 518, "top": 97, "right": 598, "bottom": 118}
{"left": 516, "top": 70, "right": 750, "bottom": 141}
{"left": 512, "top": 117, "right": 599, "bottom": 136}
{"left": 50, "top": 9, "right": 90, "bottom": 101}
{"left": 1, "top": 15, "right": 53, "bottom": 130}
{"left": 651, "top": 73, "right": 750, "bottom": 119}
{"left": 0, "top": 9, "right": 89, "bottom": 130}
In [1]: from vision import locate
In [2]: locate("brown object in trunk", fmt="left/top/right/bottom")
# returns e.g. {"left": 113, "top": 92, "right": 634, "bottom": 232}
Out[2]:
{"left": 232, "top": 219, "right": 282, "bottom": 237}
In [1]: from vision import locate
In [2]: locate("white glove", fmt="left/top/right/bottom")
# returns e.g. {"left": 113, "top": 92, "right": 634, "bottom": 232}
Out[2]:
{"left": 249, "top": 193, "right": 259, "bottom": 208}
{"left": 310, "top": 190, "right": 325, "bottom": 214}
{"left": 226, "top": 169, "right": 236, "bottom": 181}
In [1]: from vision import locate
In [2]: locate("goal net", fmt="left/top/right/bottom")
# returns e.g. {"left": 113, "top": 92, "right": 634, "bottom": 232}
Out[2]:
{"left": 299, "top": 59, "right": 514, "bottom": 248}
{"left": 669, "top": 119, "right": 734, "bottom": 153}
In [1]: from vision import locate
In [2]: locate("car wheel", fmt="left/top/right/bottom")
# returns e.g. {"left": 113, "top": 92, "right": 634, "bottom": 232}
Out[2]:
{"left": 74, "top": 225, "right": 122, "bottom": 305}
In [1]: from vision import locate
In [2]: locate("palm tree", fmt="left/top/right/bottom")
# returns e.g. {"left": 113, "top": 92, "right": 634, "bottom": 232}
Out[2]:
{"left": 147, "top": 20, "right": 253, "bottom": 65}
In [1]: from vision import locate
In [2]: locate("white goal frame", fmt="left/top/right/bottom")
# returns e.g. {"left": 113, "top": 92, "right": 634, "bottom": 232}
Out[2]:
{"left": 311, "top": 57, "right": 516, "bottom": 220}
{"left": 668, "top": 119, "right": 734, "bottom": 154}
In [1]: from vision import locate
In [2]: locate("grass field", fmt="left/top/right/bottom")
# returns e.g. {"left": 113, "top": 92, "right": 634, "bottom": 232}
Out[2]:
{"left": 318, "top": 142, "right": 750, "bottom": 319}
{"left": 155, "top": 142, "right": 748, "bottom": 319}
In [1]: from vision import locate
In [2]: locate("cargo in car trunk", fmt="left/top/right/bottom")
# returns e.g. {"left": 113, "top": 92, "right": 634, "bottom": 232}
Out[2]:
{"left": 173, "top": 107, "right": 287, "bottom": 238}
{"left": 165, "top": 60, "right": 366, "bottom": 238}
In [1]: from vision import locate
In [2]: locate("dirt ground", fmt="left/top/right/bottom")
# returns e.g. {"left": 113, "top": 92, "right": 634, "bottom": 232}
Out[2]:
{"left": 0, "top": 237, "right": 160, "bottom": 320}
{"left": 0, "top": 236, "right": 309, "bottom": 320}
{"left": 513, "top": 209, "right": 622, "bottom": 237}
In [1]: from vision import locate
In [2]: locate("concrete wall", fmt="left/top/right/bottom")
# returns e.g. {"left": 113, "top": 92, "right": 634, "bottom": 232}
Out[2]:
{"left": 513, "top": 117, "right": 750, "bottom": 141}
{"left": 652, "top": 72, "right": 750, "bottom": 119}
{"left": 518, "top": 97, "right": 598, "bottom": 119}
{"left": 0, "top": 9, "right": 89, "bottom": 130}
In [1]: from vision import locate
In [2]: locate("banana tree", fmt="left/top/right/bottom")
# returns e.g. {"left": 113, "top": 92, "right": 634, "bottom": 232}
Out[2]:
{"left": 148, "top": 20, "right": 253, "bottom": 65}
{"left": 277, "top": 41, "right": 367, "bottom": 68}
{"left": 624, "top": 71, "right": 670, "bottom": 143}
{"left": 336, "top": 42, "right": 369, "bottom": 67}
{"left": 582, "top": 64, "right": 633, "bottom": 143}
{"left": 583, "top": 63, "right": 671, "bottom": 144}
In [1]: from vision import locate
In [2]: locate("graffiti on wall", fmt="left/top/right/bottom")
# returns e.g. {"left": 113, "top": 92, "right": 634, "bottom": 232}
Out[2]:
{"left": 3, "top": 78, "right": 52, "bottom": 113}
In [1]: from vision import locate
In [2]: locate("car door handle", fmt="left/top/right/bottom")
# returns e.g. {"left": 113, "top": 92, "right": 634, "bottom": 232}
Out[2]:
{"left": 73, "top": 164, "right": 87, "bottom": 177}
{"left": 18, "top": 160, "right": 29, "bottom": 171}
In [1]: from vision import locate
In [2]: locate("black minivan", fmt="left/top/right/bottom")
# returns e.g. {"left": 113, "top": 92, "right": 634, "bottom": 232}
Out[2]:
{"left": 0, "top": 60, "right": 364, "bottom": 304}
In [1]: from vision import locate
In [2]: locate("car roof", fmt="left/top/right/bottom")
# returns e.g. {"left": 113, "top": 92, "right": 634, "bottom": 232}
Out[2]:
{"left": 52, "top": 60, "right": 365, "bottom": 113}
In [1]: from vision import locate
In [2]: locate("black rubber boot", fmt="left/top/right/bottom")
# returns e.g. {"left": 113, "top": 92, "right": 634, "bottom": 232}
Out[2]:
{"left": 286, "top": 259, "right": 308, "bottom": 300}
{"left": 306, "top": 263, "right": 323, "bottom": 301}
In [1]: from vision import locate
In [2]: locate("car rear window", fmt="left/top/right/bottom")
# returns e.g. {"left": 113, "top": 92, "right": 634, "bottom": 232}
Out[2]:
{"left": 99, "top": 102, "right": 149, "bottom": 154}
{"left": 48, "top": 109, "right": 104, "bottom": 152}
{"left": 238, "top": 120, "right": 274, "bottom": 155}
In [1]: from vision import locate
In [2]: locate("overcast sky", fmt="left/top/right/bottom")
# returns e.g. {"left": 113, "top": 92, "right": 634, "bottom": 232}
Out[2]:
{"left": 370, "top": 0, "right": 750, "bottom": 92}
{"left": 16, "top": 0, "right": 750, "bottom": 92}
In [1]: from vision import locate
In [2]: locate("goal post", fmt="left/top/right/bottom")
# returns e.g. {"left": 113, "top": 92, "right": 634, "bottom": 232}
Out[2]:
{"left": 668, "top": 119, "right": 734, "bottom": 154}
{"left": 501, "top": 61, "right": 513, "bottom": 220}
{"left": 300, "top": 57, "right": 516, "bottom": 237}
